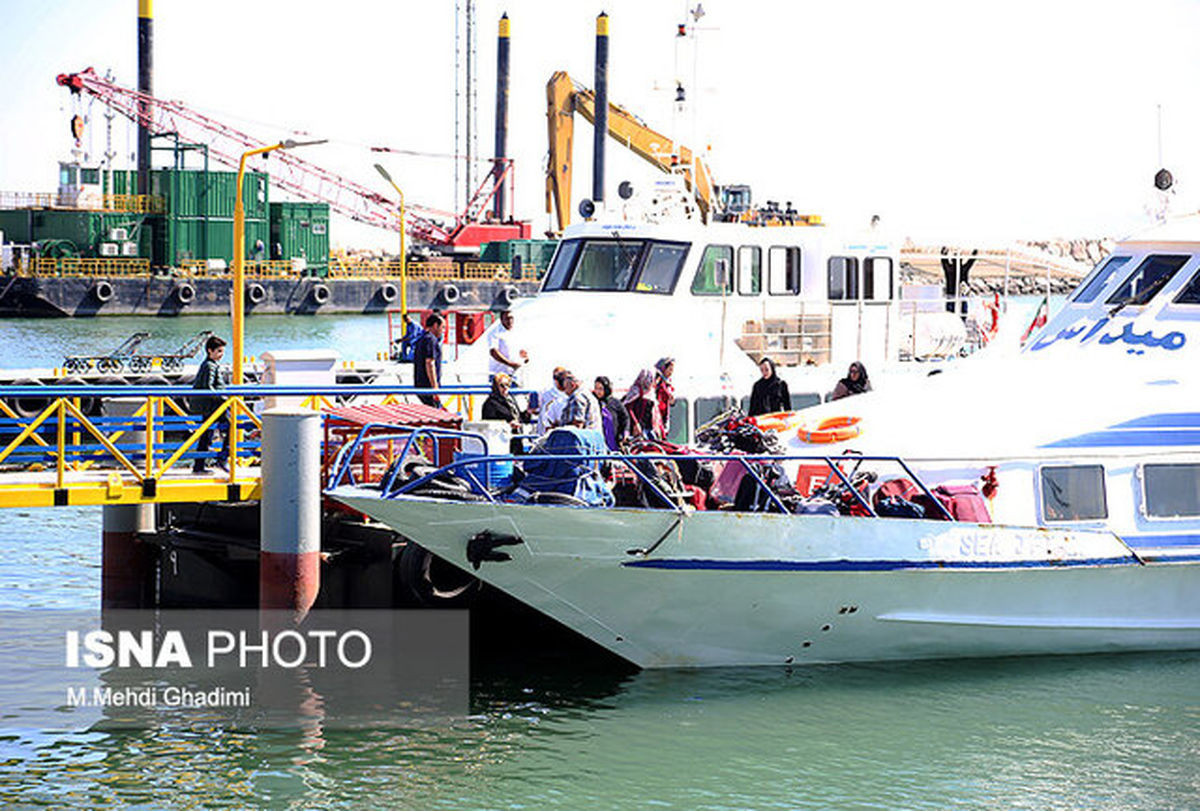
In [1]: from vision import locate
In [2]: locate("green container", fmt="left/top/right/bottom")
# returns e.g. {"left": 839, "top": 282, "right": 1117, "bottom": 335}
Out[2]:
{"left": 152, "top": 169, "right": 269, "bottom": 219}
{"left": 478, "top": 239, "right": 558, "bottom": 279}
{"left": 104, "top": 169, "right": 139, "bottom": 196}
{"left": 0, "top": 210, "right": 34, "bottom": 243}
{"left": 269, "top": 202, "right": 329, "bottom": 273}
{"left": 158, "top": 216, "right": 268, "bottom": 266}
{"left": 23, "top": 210, "right": 148, "bottom": 257}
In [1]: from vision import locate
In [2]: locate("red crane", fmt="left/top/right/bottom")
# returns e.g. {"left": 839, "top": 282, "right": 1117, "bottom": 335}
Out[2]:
{"left": 56, "top": 67, "right": 529, "bottom": 249}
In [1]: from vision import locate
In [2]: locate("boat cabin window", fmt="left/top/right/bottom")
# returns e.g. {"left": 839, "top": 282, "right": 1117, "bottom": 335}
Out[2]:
{"left": 864, "top": 257, "right": 893, "bottom": 300}
{"left": 1172, "top": 264, "right": 1200, "bottom": 305}
{"left": 1040, "top": 465, "right": 1107, "bottom": 522}
{"left": 828, "top": 256, "right": 859, "bottom": 300}
{"left": 1142, "top": 463, "right": 1200, "bottom": 518}
{"left": 636, "top": 242, "right": 689, "bottom": 294}
{"left": 543, "top": 239, "right": 582, "bottom": 291}
{"left": 738, "top": 246, "right": 762, "bottom": 295}
{"left": 542, "top": 238, "right": 688, "bottom": 294}
{"left": 571, "top": 239, "right": 646, "bottom": 291}
{"left": 1106, "top": 254, "right": 1190, "bottom": 307}
{"left": 1073, "top": 255, "right": 1131, "bottom": 303}
{"left": 691, "top": 245, "right": 735, "bottom": 295}
{"left": 768, "top": 246, "right": 801, "bottom": 295}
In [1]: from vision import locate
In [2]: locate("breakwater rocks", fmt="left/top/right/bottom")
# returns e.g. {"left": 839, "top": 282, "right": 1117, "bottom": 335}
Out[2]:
{"left": 901, "top": 238, "right": 1113, "bottom": 296}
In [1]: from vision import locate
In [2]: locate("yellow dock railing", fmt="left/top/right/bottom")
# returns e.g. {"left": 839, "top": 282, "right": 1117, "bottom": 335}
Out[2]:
{"left": 0, "top": 392, "right": 261, "bottom": 508}
{"left": 0, "top": 190, "right": 165, "bottom": 213}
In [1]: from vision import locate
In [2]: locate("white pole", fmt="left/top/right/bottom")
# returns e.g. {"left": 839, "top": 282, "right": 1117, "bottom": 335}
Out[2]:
{"left": 259, "top": 408, "right": 322, "bottom": 621}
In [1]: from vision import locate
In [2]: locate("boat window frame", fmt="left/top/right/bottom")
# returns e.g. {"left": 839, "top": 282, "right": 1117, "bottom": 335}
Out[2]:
{"left": 1038, "top": 463, "right": 1108, "bottom": 523}
{"left": 541, "top": 238, "right": 583, "bottom": 292}
{"left": 863, "top": 256, "right": 893, "bottom": 301}
{"left": 1139, "top": 462, "right": 1200, "bottom": 520}
{"left": 1105, "top": 254, "right": 1190, "bottom": 308}
{"left": 768, "top": 246, "right": 802, "bottom": 296}
{"left": 828, "top": 256, "right": 860, "bottom": 301}
{"left": 1072, "top": 255, "right": 1132, "bottom": 304}
{"left": 633, "top": 240, "right": 690, "bottom": 295}
{"left": 690, "top": 244, "right": 736, "bottom": 296}
{"left": 1171, "top": 263, "right": 1200, "bottom": 305}
{"left": 737, "top": 245, "right": 762, "bottom": 296}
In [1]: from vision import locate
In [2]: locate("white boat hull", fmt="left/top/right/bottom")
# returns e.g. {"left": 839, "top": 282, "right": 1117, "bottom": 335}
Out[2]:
{"left": 332, "top": 487, "right": 1200, "bottom": 668}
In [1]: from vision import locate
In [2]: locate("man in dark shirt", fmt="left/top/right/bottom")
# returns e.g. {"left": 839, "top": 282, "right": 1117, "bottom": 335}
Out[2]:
{"left": 191, "top": 335, "right": 227, "bottom": 473}
{"left": 413, "top": 312, "right": 445, "bottom": 408}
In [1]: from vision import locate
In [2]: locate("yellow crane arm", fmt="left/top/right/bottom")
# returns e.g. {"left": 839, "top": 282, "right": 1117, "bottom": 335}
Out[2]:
{"left": 545, "top": 70, "right": 715, "bottom": 232}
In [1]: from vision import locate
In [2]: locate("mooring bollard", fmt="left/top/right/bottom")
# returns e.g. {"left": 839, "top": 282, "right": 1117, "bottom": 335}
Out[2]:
{"left": 259, "top": 408, "right": 322, "bottom": 620}
{"left": 101, "top": 397, "right": 156, "bottom": 610}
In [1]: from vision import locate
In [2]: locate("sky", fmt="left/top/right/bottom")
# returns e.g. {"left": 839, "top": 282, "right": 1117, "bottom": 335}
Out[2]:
{"left": 3, "top": 0, "right": 1200, "bottom": 249}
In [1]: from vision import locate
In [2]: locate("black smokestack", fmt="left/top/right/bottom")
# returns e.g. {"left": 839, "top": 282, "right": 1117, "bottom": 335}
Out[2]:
{"left": 493, "top": 13, "right": 510, "bottom": 220}
{"left": 137, "top": 0, "right": 153, "bottom": 196}
{"left": 592, "top": 12, "right": 609, "bottom": 204}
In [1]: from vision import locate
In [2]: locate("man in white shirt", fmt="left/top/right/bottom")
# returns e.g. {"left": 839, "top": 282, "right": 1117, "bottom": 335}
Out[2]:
{"left": 487, "top": 309, "right": 529, "bottom": 383}
{"left": 531, "top": 367, "right": 568, "bottom": 436}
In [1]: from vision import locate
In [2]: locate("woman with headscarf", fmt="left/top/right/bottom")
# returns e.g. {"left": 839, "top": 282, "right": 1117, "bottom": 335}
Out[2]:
{"left": 593, "top": 375, "right": 630, "bottom": 450}
{"left": 748, "top": 357, "right": 791, "bottom": 416}
{"left": 481, "top": 373, "right": 524, "bottom": 428}
{"left": 623, "top": 367, "right": 664, "bottom": 440}
{"left": 653, "top": 357, "right": 676, "bottom": 438}
{"left": 831, "top": 361, "right": 871, "bottom": 401}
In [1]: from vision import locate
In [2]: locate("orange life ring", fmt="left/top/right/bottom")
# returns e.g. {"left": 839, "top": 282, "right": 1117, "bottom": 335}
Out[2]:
{"left": 797, "top": 415, "right": 861, "bottom": 444}
{"left": 749, "top": 410, "right": 799, "bottom": 432}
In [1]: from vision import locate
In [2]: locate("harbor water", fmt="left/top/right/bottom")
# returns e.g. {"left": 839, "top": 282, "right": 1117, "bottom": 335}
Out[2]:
{"left": 2, "top": 310, "right": 1199, "bottom": 809}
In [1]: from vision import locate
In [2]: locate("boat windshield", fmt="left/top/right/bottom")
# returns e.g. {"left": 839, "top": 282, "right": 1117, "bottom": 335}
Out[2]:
{"left": 542, "top": 238, "right": 689, "bottom": 294}
{"left": 1106, "top": 254, "right": 1190, "bottom": 307}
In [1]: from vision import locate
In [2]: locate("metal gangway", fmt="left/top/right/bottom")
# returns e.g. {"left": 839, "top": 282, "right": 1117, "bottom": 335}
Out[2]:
{"left": 0, "top": 383, "right": 485, "bottom": 508}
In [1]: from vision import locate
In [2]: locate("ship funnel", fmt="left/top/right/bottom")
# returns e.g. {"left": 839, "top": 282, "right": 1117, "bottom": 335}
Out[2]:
{"left": 493, "top": 13, "right": 511, "bottom": 220}
{"left": 592, "top": 12, "right": 609, "bottom": 204}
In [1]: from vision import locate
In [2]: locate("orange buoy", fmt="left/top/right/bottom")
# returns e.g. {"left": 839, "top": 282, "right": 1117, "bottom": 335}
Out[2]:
{"left": 797, "top": 415, "right": 861, "bottom": 444}
{"left": 749, "top": 410, "right": 799, "bottom": 432}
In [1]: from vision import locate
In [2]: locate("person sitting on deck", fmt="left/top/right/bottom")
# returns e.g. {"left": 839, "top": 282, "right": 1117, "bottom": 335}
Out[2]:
{"left": 831, "top": 361, "right": 871, "bottom": 401}
{"left": 481, "top": 373, "right": 526, "bottom": 429}
{"left": 749, "top": 357, "right": 791, "bottom": 416}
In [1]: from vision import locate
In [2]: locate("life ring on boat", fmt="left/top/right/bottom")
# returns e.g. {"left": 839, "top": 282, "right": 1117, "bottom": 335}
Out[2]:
{"left": 797, "top": 415, "right": 862, "bottom": 444}
{"left": 749, "top": 411, "right": 800, "bottom": 432}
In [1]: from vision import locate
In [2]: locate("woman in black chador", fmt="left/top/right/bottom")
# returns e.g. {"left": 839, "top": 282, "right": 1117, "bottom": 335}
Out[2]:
{"left": 831, "top": 361, "right": 871, "bottom": 401}
{"left": 748, "top": 357, "right": 791, "bottom": 416}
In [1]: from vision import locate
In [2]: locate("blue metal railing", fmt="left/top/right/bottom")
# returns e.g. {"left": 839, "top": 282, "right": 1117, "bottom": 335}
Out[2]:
{"left": 325, "top": 421, "right": 955, "bottom": 520}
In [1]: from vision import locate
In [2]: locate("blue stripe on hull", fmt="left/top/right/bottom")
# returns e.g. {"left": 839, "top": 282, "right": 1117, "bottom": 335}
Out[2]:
{"left": 622, "top": 556, "right": 1149, "bottom": 572}
{"left": 1041, "top": 429, "right": 1200, "bottom": 448}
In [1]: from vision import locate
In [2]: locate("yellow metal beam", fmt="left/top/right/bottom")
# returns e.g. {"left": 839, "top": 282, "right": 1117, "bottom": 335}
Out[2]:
{"left": 0, "top": 479, "right": 261, "bottom": 509}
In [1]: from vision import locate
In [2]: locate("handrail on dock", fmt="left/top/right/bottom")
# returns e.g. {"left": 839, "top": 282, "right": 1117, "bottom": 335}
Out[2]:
{"left": 0, "top": 383, "right": 495, "bottom": 508}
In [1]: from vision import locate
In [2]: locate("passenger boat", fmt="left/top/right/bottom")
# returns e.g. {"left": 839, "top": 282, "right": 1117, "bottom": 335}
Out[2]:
{"left": 328, "top": 214, "right": 1200, "bottom": 668}
{"left": 445, "top": 187, "right": 998, "bottom": 440}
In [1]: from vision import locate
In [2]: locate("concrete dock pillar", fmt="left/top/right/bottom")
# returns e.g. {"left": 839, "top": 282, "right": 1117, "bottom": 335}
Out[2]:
{"left": 101, "top": 398, "right": 156, "bottom": 610}
{"left": 259, "top": 408, "right": 322, "bottom": 620}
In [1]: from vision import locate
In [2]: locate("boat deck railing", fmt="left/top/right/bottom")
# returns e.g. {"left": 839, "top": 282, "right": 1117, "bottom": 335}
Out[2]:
{"left": 327, "top": 422, "right": 955, "bottom": 521}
